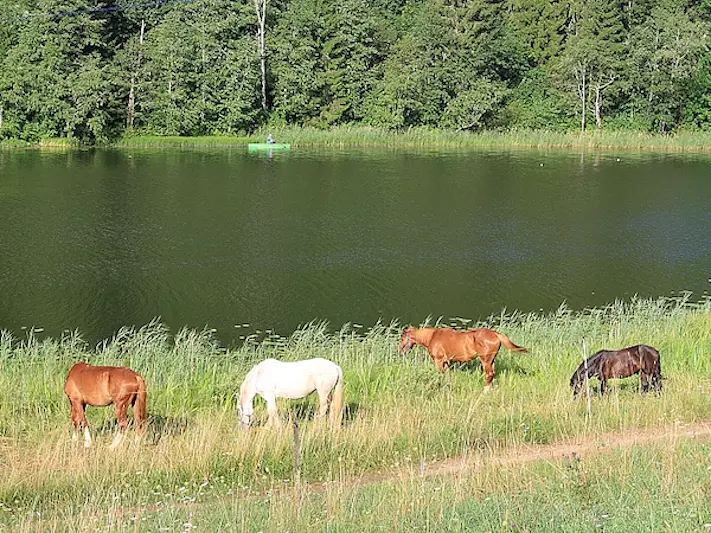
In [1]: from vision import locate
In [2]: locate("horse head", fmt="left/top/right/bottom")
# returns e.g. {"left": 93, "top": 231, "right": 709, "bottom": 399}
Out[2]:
{"left": 238, "top": 402, "right": 253, "bottom": 428}
{"left": 569, "top": 368, "right": 586, "bottom": 396}
{"left": 238, "top": 381, "right": 255, "bottom": 428}
{"left": 570, "top": 352, "right": 604, "bottom": 396}
{"left": 399, "top": 326, "right": 417, "bottom": 355}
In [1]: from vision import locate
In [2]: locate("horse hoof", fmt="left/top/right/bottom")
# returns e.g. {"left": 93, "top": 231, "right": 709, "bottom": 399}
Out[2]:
{"left": 484, "top": 385, "right": 493, "bottom": 393}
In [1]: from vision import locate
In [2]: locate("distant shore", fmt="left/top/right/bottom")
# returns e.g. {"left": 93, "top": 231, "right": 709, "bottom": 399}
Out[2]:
{"left": 5, "top": 127, "right": 711, "bottom": 152}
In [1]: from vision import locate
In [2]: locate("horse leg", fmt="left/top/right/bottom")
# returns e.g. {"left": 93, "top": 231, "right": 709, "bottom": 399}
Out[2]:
{"left": 481, "top": 356, "right": 496, "bottom": 392}
{"left": 77, "top": 403, "right": 92, "bottom": 448}
{"left": 316, "top": 388, "right": 329, "bottom": 419}
{"left": 640, "top": 372, "right": 649, "bottom": 394}
{"left": 69, "top": 399, "right": 84, "bottom": 443}
{"left": 433, "top": 357, "right": 447, "bottom": 372}
{"left": 651, "top": 371, "right": 662, "bottom": 392}
{"left": 265, "top": 394, "right": 281, "bottom": 428}
{"left": 600, "top": 378, "right": 607, "bottom": 395}
{"left": 110, "top": 397, "right": 130, "bottom": 450}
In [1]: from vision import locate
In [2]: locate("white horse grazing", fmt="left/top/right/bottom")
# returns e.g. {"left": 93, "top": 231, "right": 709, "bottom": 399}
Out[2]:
{"left": 238, "top": 358, "right": 344, "bottom": 428}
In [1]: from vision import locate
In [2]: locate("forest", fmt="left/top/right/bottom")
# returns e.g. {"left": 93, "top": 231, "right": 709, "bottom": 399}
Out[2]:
{"left": 0, "top": 0, "right": 710, "bottom": 143}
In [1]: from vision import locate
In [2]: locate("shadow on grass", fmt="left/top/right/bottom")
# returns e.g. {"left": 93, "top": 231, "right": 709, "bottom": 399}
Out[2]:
{"left": 449, "top": 356, "right": 533, "bottom": 377}
{"left": 93, "top": 413, "right": 191, "bottom": 445}
{"left": 147, "top": 413, "right": 192, "bottom": 444}
{"left": 259, "top": 398, "right": 362, "bottom": 427}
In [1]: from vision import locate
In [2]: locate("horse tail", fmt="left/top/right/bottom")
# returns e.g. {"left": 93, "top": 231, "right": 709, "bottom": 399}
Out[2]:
{"left": 329, "top": 366, "right": 345, "bottom": 428}
{"left": 495, "top": 332, "right": 528, "bottom": 353}
{"left": 134, "top": 373, "right": 148, "bottom": 434}
{"left": 650, "top": 347, "right": 663, "bottom": 391}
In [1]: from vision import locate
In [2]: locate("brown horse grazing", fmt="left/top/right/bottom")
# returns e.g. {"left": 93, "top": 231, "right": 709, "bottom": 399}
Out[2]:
{"left": 64, "top": 362, "right": 147, "bottom": 449}
{"left": 570, "top": 345, "right": 662, "bottom": 396}
{"left": 399, "top": 326, "right": 528, "bottom": 390}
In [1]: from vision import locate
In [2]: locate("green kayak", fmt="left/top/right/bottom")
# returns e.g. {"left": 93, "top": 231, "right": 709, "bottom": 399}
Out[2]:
{"left": 248, "top": 143, "right": 291, "bottom": 151}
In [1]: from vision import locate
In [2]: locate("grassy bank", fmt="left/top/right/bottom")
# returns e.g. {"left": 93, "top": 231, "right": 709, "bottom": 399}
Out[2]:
{"left": 109, "top": 127, "right": 711, "bottom": 151}
{"left": 1, "top": 295, "right": 711, "bottom": 530}
{"left": 15, "top": 438, "right": 711, "bottom": 532}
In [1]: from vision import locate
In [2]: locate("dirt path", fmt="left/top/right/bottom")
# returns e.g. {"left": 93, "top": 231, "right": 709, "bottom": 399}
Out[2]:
{"left": 117, "top": 421, "right": 711, "bottom": 519}
{"left": 306, "top": 420, "right": 711, "bottom": 492}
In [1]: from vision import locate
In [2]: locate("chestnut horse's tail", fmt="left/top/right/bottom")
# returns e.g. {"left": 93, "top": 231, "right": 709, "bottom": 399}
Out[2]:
{"left": 329, "top": 367, "right": 345, "bottom": 428}
{"left": 134, "top": 374, "right": 148, "bottom": 434}
{"left": 495, "top": 332, "right": 528, "bottom": 353}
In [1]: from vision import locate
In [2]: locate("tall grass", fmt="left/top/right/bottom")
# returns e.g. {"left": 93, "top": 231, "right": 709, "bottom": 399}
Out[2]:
{"left": 0, "top": 139, "right": 31, "bottom": 149}
{"left": 112, "top": 127, "right": 711, "bottom": 151}
{"left": 7, "top": 127, "right": 711, "bottom": 151}
{"left": 246, "top": 126, "right": 711, "bottom": 151}
{"left": 1, "top": 295, "right": 710, "bottom": 529}
{"left": 113, "top": 135, "right": 251, "bottom": 148}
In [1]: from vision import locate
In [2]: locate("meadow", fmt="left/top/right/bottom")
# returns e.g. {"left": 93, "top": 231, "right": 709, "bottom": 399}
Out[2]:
{"left": 1, "top": 295, "right": 711, "bottom": 531}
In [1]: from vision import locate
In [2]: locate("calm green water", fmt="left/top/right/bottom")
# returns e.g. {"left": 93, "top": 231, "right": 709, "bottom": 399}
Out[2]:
{"left": 0, "top": 148, "right": 709, "bottom": 346}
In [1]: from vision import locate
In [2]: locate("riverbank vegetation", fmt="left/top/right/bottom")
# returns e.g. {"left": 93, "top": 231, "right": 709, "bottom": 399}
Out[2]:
{"left": 115, "top": 127, "right": 711, "bottom": 151}
{"left": 1, "top": 295, "right": 710, "bottom": 530}
{"left": 2, "top": 1, "right": 711, "bottom": 145}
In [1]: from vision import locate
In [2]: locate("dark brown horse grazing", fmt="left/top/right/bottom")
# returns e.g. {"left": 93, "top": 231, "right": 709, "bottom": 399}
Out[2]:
{"left": 64, "top": 362, "right": 147, "bottom": 449}
{"left": 570, "top": 345, "right": 662, "bottom": 396}
{"left": 399, "top": 326, "right": 528, "bottom": 390}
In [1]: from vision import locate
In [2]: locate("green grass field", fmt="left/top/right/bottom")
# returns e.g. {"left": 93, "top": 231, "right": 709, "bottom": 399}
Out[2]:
{"left": 1, "top": 295, "right": 710, "bottom": 531}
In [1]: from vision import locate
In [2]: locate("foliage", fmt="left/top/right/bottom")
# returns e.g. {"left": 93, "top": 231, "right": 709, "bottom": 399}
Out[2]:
{"left": 1, "top": 0, "right": 711, "bottom": 141}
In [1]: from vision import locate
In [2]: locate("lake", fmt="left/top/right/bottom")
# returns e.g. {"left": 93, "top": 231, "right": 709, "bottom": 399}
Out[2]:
{"left": 0, "top": 147, "right": 709, "bottom": 346}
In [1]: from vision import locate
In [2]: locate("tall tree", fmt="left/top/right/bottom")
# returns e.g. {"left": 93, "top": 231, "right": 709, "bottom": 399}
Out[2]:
{"left": 509, "top": 0, "right": 568, "bottom": 65}
{"left": 366, "top": 0, "right": 524, "bottom": 129}
{"left": 557, "top": 0, "right": 626, "bottom": 131}
{"left": 627, "top": 0, "right": 707, "bottom": 132}
{"left": 136, "top": 0, "right": 260, "bottom": 134}
{"left": 271, "top": 0, "right": 382, "bottom": 126}
{"left": 253, "top": 0, "right": 269, "bottom": 112}
{"left": 1, "top": 0, "right": 117, "bottom": 142}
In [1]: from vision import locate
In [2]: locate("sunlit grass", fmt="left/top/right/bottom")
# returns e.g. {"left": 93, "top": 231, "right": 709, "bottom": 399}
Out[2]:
{"left": 8, "top": 127, "right": 711, "bottom": 151}
{"left": 113, "top": 135, "right": 251, "bottom": 148}
{"left": 10, "top": 434, "right": 711, "bottom": 531}
{"left": 1, "top": 295, "right": 710, "bottom": 529}
{"left": 248, "top": 126, "right": 711, "bottom": 151}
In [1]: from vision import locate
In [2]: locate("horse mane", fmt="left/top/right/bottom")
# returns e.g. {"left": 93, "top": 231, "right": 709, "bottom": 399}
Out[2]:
{"left": 411, "top": 327, "right": 437, "bottom": 347}
{"left": 239, "top": 364, "right": 261, "bottom": 403}
{"left": 571, "top": 350, "right": 607, "bottom": 386}
{"left": 584, "top": 350, "right": 607, "bottom": 376}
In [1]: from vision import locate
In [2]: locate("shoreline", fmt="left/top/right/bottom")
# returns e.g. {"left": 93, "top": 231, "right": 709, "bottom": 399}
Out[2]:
{"left": 4, "top": 127, "right": 711, "bottom": 152}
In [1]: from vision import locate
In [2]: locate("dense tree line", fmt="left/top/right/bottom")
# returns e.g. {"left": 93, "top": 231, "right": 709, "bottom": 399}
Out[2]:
{"left": 0, "top": 0, "right": 709, "bottom": 142}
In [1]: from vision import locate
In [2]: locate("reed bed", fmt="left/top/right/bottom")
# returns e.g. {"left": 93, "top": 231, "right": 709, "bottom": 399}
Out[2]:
{"left": 110, "top": 127, "right": 711, "bottom": 152}
{"left": 113, "top": 135, "right": 251, "bottom": 148}
{"left": 0, "top": 139, "right": 31, "bottom": 149}
{"left": 252, "top": 126, "right": 711, "bottom": 151}
{"left": 8, "top": 127, "right": 711, "bottom": 151}
{"left": 1, "top": 295, "right": 710, "bottom": 530}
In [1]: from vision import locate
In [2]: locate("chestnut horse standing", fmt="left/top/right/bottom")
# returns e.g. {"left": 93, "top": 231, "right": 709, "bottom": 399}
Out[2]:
{"left": 570, "top": 344, "right": 662, "bottom": 396}
{"left": 64, "top": 362, "right": 147, "bottom": 449}
{"left": 399, "top": 326, "right": 528, "bottom": 390}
